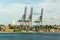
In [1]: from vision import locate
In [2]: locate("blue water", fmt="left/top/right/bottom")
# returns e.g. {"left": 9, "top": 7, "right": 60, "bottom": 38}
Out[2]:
{"left": 0, "top": 32, "right": 60, "bottom": 40}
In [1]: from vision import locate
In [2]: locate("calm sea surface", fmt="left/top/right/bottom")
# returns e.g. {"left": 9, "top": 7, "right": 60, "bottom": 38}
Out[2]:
{"left": 0, "top": 32, "right": 60, "bottom": 40}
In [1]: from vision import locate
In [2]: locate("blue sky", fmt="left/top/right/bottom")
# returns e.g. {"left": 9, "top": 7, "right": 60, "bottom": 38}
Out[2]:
{"left": 0, "top": 0, "right": 60, "bottom": 25}
{"left": 4, "top": 0, "right": 42, "bottom": 4}
{"left": 0, "top": 0, "right": 45, "bottom": 4}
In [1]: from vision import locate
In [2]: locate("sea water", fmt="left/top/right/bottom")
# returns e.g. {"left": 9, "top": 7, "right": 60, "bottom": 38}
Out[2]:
{"left": 0, "top": 32, "right": 60, "bottom": 40}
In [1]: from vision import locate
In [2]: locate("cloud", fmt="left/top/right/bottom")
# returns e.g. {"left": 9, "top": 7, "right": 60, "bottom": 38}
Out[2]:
{"left": 0, "top": 3, "right": 34, "bottom": 25}
{"left": 0, "top": 0, "right": 60, "bottom": 25}
{"left": 54, "top": 16, "right": 58, "bottom": 20}
{"left": 0, "top": 3, "right": 25, "bottom": 24}
{"left": 46, "top": 0, "right": 60, "bottom": 2}
{"left": 33, "top": 2, "right": 60, "bottom": 25}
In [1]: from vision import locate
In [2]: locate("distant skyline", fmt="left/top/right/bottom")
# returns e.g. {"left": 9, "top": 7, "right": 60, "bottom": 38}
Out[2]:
{"left": 0, "top": 0, "right": 60, "bottom": 25}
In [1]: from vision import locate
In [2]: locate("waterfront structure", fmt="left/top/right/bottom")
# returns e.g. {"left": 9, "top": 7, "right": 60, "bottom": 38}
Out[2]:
{"left": 18, "top": 6, "right": 27, "bottom": 26}
{"left": 34, "top": 8, "right": 43, "bottom": 31}
{"left": 40, "top": 8, "right": 43, "bottom": 27}
{"left": 34, "top": 8, "right": 43, "bottom": 26}
{"left": 18, "top": 6, "right": 27, "bottom": 30}
{"left": 27, "top": 7, "right": 33, "bottom": 27}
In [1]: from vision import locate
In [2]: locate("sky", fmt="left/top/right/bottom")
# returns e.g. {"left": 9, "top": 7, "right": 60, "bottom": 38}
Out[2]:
{"left": 0, "top": 0, "right": 60, "bottom": 25}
